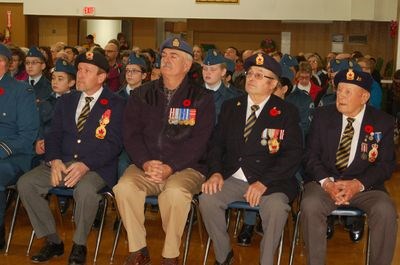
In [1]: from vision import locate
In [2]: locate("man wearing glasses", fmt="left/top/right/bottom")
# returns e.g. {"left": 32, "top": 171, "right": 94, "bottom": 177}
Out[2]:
{"left": 25, "top": 46, "right": 52, "bottom": 102}
{"left": 200, "top": 53, "right": 303, "bottom": 265}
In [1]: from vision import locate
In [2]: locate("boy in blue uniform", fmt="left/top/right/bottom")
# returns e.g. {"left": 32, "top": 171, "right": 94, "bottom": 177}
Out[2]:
{"left": 0, "top": 44, "right": 39, "bottom": 248}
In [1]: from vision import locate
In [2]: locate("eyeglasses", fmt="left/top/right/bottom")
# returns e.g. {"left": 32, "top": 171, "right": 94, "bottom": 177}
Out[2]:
{"left": 126, "top": 69, "right": 142, "bottom": 75}
{"left": 25, "top": 61, "right": 42, "bottom": 66}
{"left": 245, "top": 71, "right": 275, "bottom": 81}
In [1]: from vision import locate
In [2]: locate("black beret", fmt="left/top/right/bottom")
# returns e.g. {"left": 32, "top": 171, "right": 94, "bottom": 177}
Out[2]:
{"left": 244, "top": 53, "right": 282, "bottom": 78}
{"left": 75, "top": 51, "right": 109, "bottom": 73}
{"left": 334, "top": 69, "right": 373, "bottom": 92}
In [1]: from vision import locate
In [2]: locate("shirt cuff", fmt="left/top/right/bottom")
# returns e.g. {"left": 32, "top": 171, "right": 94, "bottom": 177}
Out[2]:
{"left": 319, "top": 177, "right": 334, "bottom": 187}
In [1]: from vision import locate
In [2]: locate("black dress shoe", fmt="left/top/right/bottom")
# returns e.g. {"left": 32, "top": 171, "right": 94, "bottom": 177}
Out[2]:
{"left": 237, "top": 224, "right": 254, "bottom": 246}
{"left": 31, "top": 241, "right": 64, "bottom": 263}
{"left": 68, "top": 243, "right": 87, "bottom": 265}
{"left": 0, "top": 224, "right": 5, "bottom": 250}
{"left": 215, "top": 250, "right": 233, "bottom": 265}
{"left": 326, "top": 216, "right": 335, "bottom": 239}
{"left": 349, "top": 216, "right": 365, "bottom": 242}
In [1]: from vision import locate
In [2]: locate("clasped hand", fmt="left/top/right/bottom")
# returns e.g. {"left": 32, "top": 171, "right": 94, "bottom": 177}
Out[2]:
{"left": 323, "top": 179, "right": 362, "bottom": 205}
{"left": 143, "top": 160, "right": 173, "bottom": 183}
{"left": 50, "top": 159, "right": 89, "bottom": 187}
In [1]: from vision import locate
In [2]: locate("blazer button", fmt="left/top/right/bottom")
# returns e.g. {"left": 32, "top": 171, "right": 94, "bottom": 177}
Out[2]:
{"left": 238, "top": 157, "right": 242, "bottom": 162}
{"left": 255, "top": 159, "right": 260, "bottom": 163}
{"left": 77, "top": 139, "right": 81, "bottom": 144}
{"left": 73, "top": 154, "right": 78, "bottom": 159}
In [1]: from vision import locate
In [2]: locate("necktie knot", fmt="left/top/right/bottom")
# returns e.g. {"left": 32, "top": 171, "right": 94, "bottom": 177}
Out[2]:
{"left": 30, "top": 79, "right": 35, "bottom": 86}
{"left": 85, "top": 97, "right": 94, "bottom": 104}
{"left": 251, "top": 104, "right": 259, "bottom": 112}
{"left": 347, "top": 117, "right": 355, "bottom": 125}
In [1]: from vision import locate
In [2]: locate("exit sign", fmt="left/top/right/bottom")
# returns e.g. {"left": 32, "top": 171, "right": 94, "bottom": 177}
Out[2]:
{"left": 83, "top": 6, "right": 95, "bottom": 16}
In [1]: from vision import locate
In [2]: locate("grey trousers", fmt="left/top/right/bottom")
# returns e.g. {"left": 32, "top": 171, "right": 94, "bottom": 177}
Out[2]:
{"left": 301, "top": 182, "right": 398, "bottom": 265}
{"left": 17, "top": 163, "right": 106, "bottom": 245}
{"left": 199, "top": 177, "right": 290, "bottom": 265}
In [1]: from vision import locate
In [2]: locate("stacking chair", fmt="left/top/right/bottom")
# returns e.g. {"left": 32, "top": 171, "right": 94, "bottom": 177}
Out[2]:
{"left": 110, "top": 195, "right": 201, "bottom": 265}
{"left": 289, "top": 205, "right": 370, "bottom": 265}
{"left": 6, "top": 186, "right": 113, "bottom": 263}
{"left": 202, "top": 201, "right": 285, "bottom": 265}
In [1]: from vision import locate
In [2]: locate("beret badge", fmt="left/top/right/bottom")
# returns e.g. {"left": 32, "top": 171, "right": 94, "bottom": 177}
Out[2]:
{"left": 86, "top": 52, "right": 94, "bottom": 60}
{"left": 256, "top": 53, "right": 264, "bottom": 65}
{"left": 172, "top": 38, "right": 180, "bottom": 47}
{"left": 213, "top": 50, "right": 217, "bottom": 56}
{"left": 62, "top": 60, "right": 67, "bottom": 66}
{"left": 346, "top": 69, "right": 354, "bottom": 80}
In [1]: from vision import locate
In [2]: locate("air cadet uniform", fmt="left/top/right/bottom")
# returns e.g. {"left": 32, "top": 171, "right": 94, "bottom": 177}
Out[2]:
{"left": 116, "top": 53, "right": 147, "bottom": 100}
{"left": 280, "top": 53, "right": 298, "bottom": 83}
{"left": 25, "top": 46, "right": 52, "bottom": 102}
{"left": 203, "top": 49, "right": 242, "bottom": 119}
{"left": 17, "top": 51, "right": 125, "bottom": 265}
{"left": 0, "top": 44, "right": 39, "bottom": 248}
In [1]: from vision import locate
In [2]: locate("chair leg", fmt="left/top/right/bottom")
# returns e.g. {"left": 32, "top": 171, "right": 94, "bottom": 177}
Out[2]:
{"left": 289, "top": 210, "right": 301, "bottom": 265}
{"left": 110, "top": 218, "right": 122, "bottom": 264}
{"left": 276, "top": 229, "right": 284, "bottom": 265}
{"left": 182, "top": 203, "right": 195, "bottom": 265}
{"left": 194, "top": 199, "right": 204, "bottom": 246}
{"left": 5, "top": 193, "right": 20, "bottom": 255}
{"left": 203, "top": 237, "right": 212, "bottom": 265}
{"left": 366, "top": 227, "right": 370, "bottom": 265}
{"left": 26, "top": 230, "right": 35, "bottom": 256}
{"left": 94, "top": 197, "right": 108, "bottom": 263}
{"left": 233, "top": 210, "right": 241, "bottom": 237}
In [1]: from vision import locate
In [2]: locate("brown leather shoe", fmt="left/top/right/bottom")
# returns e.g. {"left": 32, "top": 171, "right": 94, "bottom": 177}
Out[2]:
{"left": 123, "top": 249, "right": 151, "bottom": 265}
{"left": 161, "top": 257, "right": 178, "bottom": 265}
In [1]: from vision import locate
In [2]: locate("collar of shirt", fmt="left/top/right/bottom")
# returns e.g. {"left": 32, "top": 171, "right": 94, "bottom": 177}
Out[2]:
{"left": 297, "top": 83, "right": 311, "bottom": 94}
{"left": 29, "top": 75, "right": 42, "bottom": 86}
{"left": 80, "top": 86, "right": 103, "bottom": 108}
{"left": 125, "top": 84, "right": 136, "bottom": 95}
{"left": 340, "top": 104, "right": 366, "bottom": 167}
{"left": 205, "top": 81, "right": 222, "bottom": 92}
{"left": 0, "top": 74, "right": 3, "bottom": 81}
{"left": 246, "top": 95, "right": 270, "bottom": 119}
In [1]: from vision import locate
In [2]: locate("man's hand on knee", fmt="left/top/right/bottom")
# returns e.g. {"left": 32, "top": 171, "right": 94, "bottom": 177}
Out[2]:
{"left": 64, "top": 162, "right": 89, "bottom": 187}
{"left": 202, "top": 173, "right": 224, "bottom": 195}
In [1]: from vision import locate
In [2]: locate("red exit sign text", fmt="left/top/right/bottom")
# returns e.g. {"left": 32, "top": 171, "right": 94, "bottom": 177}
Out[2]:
{"left": 83, "top": 6, "right": 95, "bottom": 16}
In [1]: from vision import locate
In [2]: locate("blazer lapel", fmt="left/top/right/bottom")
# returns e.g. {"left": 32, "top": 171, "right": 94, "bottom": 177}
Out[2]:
{"left": 83, "top": 88, "right": 111, "bottom": 134}
{"left": 327, "top": 109, "right": 343, "bottom": 166}
{"left": 231, "top": 96, "right": 248, "bottom": 149}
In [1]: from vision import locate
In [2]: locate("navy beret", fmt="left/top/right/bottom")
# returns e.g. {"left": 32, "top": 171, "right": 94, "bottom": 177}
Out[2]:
{"left": 280, "top": 54, "right": 298, "bottom": 67}
{"left": 75, "top": 51, "right": 109, "bottom": 73}
{"left": 244, "top": 53, "right": 282, "bottom": 77}
{"left": 0, "top": 44, "right": 11, "bottom": 60}
{"left": 160, "top": 37, "right": 193, "bottom": 56}
{"left": 281, "top": 65, "right": 294, "bottom": 81}
{"left": 330, "top": 59, "right": 361, "bottom": 73}
{"left": 127, "top": 53, "right": 146, "bottom": 69}
{"left": 203, "top": 49, "right": 225, "bottom": 66}
{"left": 334, "top": 69, "right": 373, "bottom": 91}
{"left": 224, "top": 58, "right": 235, "bottom": 73}
{"left": 27, "top": 46, "right": 46, "bottom": 61}
{"left": 54, "top": 59, "right": 77, "bottom": 76}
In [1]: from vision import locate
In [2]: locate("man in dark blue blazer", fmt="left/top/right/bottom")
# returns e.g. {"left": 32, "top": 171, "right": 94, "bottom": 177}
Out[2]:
{"left": 301, "top": 69, "right": 397, "bottom": 265}
{"left": 18, "top": 51, "right": 125, "bottom": 265}
{"left": 0, "top": 44, "right": 39, "bottom": 249}
{"left": 200, "top": 53, "right": 303, "bottom": 265}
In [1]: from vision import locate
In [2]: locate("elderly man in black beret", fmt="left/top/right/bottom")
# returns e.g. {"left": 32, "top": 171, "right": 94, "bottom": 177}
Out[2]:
{"left": 301, "top": 68, "right": 397, "bottom": 265}
{"left": 113, "top": 37, "right": 215, "bottom": 265}
{"left": 18, "top": 51, "right": 125, "bottom": 265}
{"left": 199, "top": 53, "right": 303, "bottom": 265}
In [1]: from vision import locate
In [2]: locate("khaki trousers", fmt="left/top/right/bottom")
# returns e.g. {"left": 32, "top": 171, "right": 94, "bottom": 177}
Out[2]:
{"left": 113, "top": 165, "right": 204, "bottom": 258}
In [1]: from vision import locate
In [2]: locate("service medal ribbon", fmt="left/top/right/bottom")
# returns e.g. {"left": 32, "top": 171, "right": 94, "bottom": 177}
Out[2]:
{"left": 374, "top": 132, "right": 382, "bottom": 143}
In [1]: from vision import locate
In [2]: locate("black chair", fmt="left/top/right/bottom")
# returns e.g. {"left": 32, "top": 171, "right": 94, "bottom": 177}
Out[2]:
{"left": 111, "top": 195, "right": 201, "bottom": 265}
{"left": 202, "top": 201, "right": 285, "bottom": 265}
{"left": 289, "top": 205, "right": 370, "bottom": 265}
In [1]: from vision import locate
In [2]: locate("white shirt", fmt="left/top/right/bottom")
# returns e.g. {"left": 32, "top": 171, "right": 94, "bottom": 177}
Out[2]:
{"left": 320, "top": 105, "right": 366, "bottom": 186}
{"left": 205, "top": 81, "right": 222, "bottom": 92}
{"left": 125, "top": 84, "right": 136, "bottom": 95}
{"left": 75, "top": 87, "right": 103, "bottom": 123}
{"left": 232, "top": 95, "right": 270, "bottom": 182}
{"left": 297, "top": 83, "right": 311, "bottom": 94}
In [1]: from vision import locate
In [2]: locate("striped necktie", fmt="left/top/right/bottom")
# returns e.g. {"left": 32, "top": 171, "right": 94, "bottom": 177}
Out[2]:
{"left": 335, "top": 117, "right": 355, "bottom": 173}
{"left": 244, "top": 104, "right": 260, "bottom": 142}
{"left": 77, "top": 97, "right": 94, "bottom": 132}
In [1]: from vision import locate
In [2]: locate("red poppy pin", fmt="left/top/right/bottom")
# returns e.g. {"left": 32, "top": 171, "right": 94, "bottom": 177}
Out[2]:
{"left": 183, "top": 99, "right": 191, "bottom": 107}
{"left": 269, "top": 107, "right": 281, "bottom": 117}
{"left": 364, "top": 125, "right": 374, "bottom": 134}
{"left": 192, "top": 73, "right": 199, "bottom": 79}
{"left": 0, "top": 88, "right": 4, "bottom": 96}
{"left": 99, "top": 98, "right": 108, "bottom": 105}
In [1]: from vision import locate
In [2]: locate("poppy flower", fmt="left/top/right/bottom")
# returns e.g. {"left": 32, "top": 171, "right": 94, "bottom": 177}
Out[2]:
{"left": 269, "top": 107, "right": 281, "bottom": 117}
{"left": 100, "top": 98, "right": 108, "bottom": 105}
{"left": 0, "top": 88, "right": 4, "bottom": 96}
{"left": 364, "top": 125, "right": 374, "bottom": 134}
{"left": 183, "top": 99, "right": 191, "bottom": 107}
